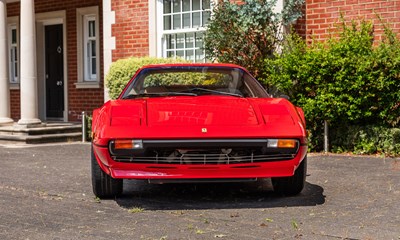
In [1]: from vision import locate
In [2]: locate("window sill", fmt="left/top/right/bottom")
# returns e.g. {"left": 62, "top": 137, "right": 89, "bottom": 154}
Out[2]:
{"left": 10, "top": 83, "right": 20, "bottom": 90}
{"left": 75, "top": 82, "right": 101, "bottom": 89}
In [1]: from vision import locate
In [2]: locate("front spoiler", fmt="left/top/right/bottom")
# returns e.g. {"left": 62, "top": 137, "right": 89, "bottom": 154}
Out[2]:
{"left": 93, "top": 144, "right": 308, "bottom": 180}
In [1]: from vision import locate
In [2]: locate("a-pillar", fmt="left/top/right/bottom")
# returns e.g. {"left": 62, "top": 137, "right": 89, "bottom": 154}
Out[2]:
{"left": 18, "top": 0, "right": 41, "bottom": 125}
{"left": 0, "top": 0, "right": 13, "bottom": 125}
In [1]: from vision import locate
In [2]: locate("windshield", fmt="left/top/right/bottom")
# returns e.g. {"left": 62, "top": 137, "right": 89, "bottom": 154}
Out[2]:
{"left": 120, "top": 66, "right": 269, "bottom": 99}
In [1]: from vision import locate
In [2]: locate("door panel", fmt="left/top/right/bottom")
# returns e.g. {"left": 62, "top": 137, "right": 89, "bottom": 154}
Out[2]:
{"left": 45, "top": 24, "right": 64, "bottom": 119}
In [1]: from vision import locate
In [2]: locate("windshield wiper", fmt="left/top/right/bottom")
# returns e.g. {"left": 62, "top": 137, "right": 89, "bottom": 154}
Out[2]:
{"left": 184, "top": 87, "right": 243, "bottom": 98}
{"left": 122, "top": 92, "right": 197, "bottom": 99}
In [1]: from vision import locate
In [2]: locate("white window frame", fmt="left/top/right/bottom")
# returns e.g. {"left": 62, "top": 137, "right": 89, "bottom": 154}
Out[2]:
{"left": 76, "top": 6, "right": 100, "bottom": 88}
{"left": 84, "top": 15, "right": 97, "bottom": 81}
{"left": 8, "top": 25, "right": 19, "bottom": 84}
{"left": 156, "top": 0, "right": 212, "bottom": 62}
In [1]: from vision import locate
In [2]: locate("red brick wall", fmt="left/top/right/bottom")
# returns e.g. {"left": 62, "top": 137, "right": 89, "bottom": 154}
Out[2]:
{"left": 111, "top": 0, "right": 149, "bottom": 61}
{"left": 294, "top": 4, "right": 307, "bottom": 38}
{"left": 306, "top": 0, "right": 400, "bottom": 41}
{"left": 10, "top": 90, "right": 20, "bottom": 121}
{"left": 7, "top": 0, "right": 104, "bottom": 122}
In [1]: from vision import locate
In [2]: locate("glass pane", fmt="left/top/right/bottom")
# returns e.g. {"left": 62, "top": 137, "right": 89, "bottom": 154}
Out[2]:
{"left": 195, "top": 49, "right": 204, "bottom": 62}
{"left": 173, "top": 14, "right": 181, "bottom": 29}
{"left": 12, "top": 29, "right": 17, "bottom": 44}
{"left": 186, "top": 50, "right": 194, "bottom": 61}
{"left": 176, "top": 50, "right": 184, "bottom": 58}
{"left": 164, "top": 15, "right": 171, "bottom": 30}
{"left": 167, "top": 51, "right": 175, "bottom": 58}
{"left": 185, "top": 32, "right": 194, "bottom": 48}
{"left": 14, "top": 47, "right": 17, "bottom": 61}
{"left": 183, "top": 0, "right": 190, "bottom": 11}
{"left": 183, "top": 13, "right": 190, "bottom": 29}
{"left": 92, "top": 57, "right": 96, "bottom": 75}
{"left": 192, "top": 12, "right": 200, "bottom": 28}
{"left": 91, "top": 41, "right": 96, "bottom": 56}
{"left": 166, "top": 34, "right": 176, "bottom": 49}
{"left": 173, "top": 0, "right": 180, "bottom": 13}
{"left": 193, "top": 0, "right": 200, "bottom": 10}
{"left": 89, "top": 20, "right": 95, "bottom": 37}
{"left": 202, "top": 11, "right": 211, "bottom": 26}
{"left": 15, "top": 62, "right": 18, "bottom": 78}
{"left": 195, "top": 32, "right": 203, "bottom": 48}
{"left": 202, "top": 0, "right": 210, "bottom": 9}
{"left": 176, "top": 33, "right": 185, "bottom": 49}
{"left": 87, "top": 43, "right": 90, "bottom": 63}
{"left": 163, "top": 0, "right": 171, "bottom": 13}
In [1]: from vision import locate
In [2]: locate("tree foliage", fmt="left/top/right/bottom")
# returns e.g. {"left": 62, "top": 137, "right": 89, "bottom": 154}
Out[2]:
{"left": 263, "top": 19, "right": 400, "bottom": 152}
{"left": 204, "top": 0, "right": 304, "bottom": 78}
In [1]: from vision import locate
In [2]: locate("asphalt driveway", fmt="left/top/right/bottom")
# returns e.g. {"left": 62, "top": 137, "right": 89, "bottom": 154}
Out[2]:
{"left": 0, "top": 143, "right": 399, "bottom": 240}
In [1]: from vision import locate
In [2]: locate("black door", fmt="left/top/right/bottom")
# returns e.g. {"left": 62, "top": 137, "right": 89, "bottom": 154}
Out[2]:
{"left": 45, "top": 24, "right": 64, "bottom": 119}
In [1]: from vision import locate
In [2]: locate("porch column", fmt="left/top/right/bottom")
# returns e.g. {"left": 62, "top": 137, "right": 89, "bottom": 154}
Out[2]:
{"left": 0, "top": 0, "right": 13, "bottom": 125}
{"left": 18, "top": 0, "right": 41, "bottom": 125}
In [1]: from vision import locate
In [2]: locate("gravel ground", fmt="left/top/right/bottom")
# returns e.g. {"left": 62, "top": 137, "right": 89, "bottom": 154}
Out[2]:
{"left": 0, "top": 142, "right": 399, "bottom": 240}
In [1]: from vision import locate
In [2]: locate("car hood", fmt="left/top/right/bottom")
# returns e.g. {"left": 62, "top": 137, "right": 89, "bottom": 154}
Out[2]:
{"left": 146, "top": 97, "right": 259, "bottom": 126}
{"left": 97, "top": 96, "right": 304, "bottom": 140}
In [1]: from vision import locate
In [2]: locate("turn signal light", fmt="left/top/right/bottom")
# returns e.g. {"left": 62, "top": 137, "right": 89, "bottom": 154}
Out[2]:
{"left": 268, "top": 139, "right": 297, "bottom": 148}
{"left": 277, "top": 139, "right": 297, "bottom": 148}
{"left": 114, "top": 139, "right": 143, "bottom": 149}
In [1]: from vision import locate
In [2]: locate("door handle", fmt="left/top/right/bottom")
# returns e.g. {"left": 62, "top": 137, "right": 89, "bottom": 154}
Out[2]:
{"left": 57, "top": 81, "right": 63, "bottom": 86}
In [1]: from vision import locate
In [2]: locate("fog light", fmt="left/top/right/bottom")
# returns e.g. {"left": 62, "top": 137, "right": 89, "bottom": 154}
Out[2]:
{"left": 267, "top": 139, "right": 278, "bottom": 148}
{"left": 114, "top": 139, "right": 143, "bottom": 149}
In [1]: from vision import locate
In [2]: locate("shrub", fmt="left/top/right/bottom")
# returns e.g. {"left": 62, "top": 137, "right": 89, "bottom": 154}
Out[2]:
{"left": 85, "top": 114, "right": 92, "bottom": 141}
{"left": 204, "top": 0, "right": 304, "bottom": 78}
{"left": 330, "top": 125, "right": 400, "bottom": 156}
{"left": 105, "top": 57, "right": 188, "bottom": 99}
{"left": 263, "top": 19, "right": 400, "bottom": 153}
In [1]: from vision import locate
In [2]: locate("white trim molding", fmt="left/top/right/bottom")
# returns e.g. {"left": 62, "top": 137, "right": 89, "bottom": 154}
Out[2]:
{"left": 76, "top": 6, "right": 101, "bottom": 89}
{"left": 155, "top": 0, "right": 212, "bottom": 62}
{"left": 35, "top": 10, "right": 68, "bottom": 121}
{"left": 7, "top": 16, "right": 19, "bottom": 90}
{"left": 103, "top": 0, "right": 115, "bottom": 101}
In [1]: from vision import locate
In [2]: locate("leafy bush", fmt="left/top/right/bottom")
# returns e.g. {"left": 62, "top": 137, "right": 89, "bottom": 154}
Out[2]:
{"left": 263, "top": 19, "right": 400, "bottom": 153}
{"left": 330, "top": 125, "right": 400, "bottom": 156}
{"left": 85, "top": 114, "right": 92, "bottom": 141}
{"left": 204, "top": 0, "right": 304, "bottom": 78}
{"left": 105, "top": 57, "right": 188, "bottom": 99}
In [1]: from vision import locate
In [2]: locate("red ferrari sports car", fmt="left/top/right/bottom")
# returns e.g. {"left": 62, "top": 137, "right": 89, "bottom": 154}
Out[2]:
{"left": 91, "top": 63, "right": 307, "bottom": 198}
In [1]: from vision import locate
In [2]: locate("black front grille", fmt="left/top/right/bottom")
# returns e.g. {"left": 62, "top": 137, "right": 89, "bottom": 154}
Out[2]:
{"left": 110, "top": 139, "right": 299, "bottom": 165}
{"left": 112, "top": 149, "right": 296, "bottom": 165}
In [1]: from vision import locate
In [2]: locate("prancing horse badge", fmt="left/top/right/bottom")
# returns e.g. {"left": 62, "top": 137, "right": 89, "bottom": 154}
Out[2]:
{"left": 201, "top": 128, "right": 207, "bottom": 133}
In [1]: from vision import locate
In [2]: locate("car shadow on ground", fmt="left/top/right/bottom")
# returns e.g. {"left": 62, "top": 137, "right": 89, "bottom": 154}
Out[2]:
{"left": 116, "top": 179, "right": 325, "bottom": 210}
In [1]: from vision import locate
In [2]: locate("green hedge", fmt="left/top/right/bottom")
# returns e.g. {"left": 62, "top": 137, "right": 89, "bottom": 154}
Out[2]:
{"left": 263, "top": 19, "right": 400, "bottom": 155}
{"left": 330, "top": 126, "right": 400, "bottom": 156}
{"left": 105, "top": 57, "right": 188, "bottom": 99}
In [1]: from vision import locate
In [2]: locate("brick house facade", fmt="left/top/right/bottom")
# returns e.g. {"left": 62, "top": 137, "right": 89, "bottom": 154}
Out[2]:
{"left": 1, "top": 0, "right": 399, "bottom": 125}
{"left": 305, "top": 0, "right": 400, "bottom": 41}
{"left": 7, "top": 0, "right": 104, "bottom": 121}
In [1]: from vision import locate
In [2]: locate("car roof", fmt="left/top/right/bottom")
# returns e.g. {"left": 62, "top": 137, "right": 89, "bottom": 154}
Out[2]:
{"left": 139, "top": 63, "right": 249, "bottom": 72}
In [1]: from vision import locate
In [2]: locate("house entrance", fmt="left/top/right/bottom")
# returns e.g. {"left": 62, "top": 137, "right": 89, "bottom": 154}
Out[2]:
{"left": 45, "top": 24, "right": 64, "bottom": 119}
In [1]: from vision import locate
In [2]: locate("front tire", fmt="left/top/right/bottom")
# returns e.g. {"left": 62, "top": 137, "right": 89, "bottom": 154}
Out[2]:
{"left": 272, "top": 156, "right": 307, "bottom": 196}
{"left": 91, "top": 146, "right": 123, "bottom": 198}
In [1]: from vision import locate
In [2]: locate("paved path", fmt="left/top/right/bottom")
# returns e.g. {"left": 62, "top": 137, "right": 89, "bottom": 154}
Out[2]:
{"left": 0, "top": 143, "right": 399, "bottom": 240}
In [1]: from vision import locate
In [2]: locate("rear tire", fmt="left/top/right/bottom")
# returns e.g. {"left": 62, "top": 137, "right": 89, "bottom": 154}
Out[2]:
{"left": 272, "top": 156, "right": 307, "bottom": 196}
{"left": 91, "top": 146, "right": 123, "bottom": 198}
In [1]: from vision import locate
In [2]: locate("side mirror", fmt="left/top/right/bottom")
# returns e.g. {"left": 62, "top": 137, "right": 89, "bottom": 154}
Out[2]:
{"left": 279, "top": 94, "right": 290, "bottom": 100}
